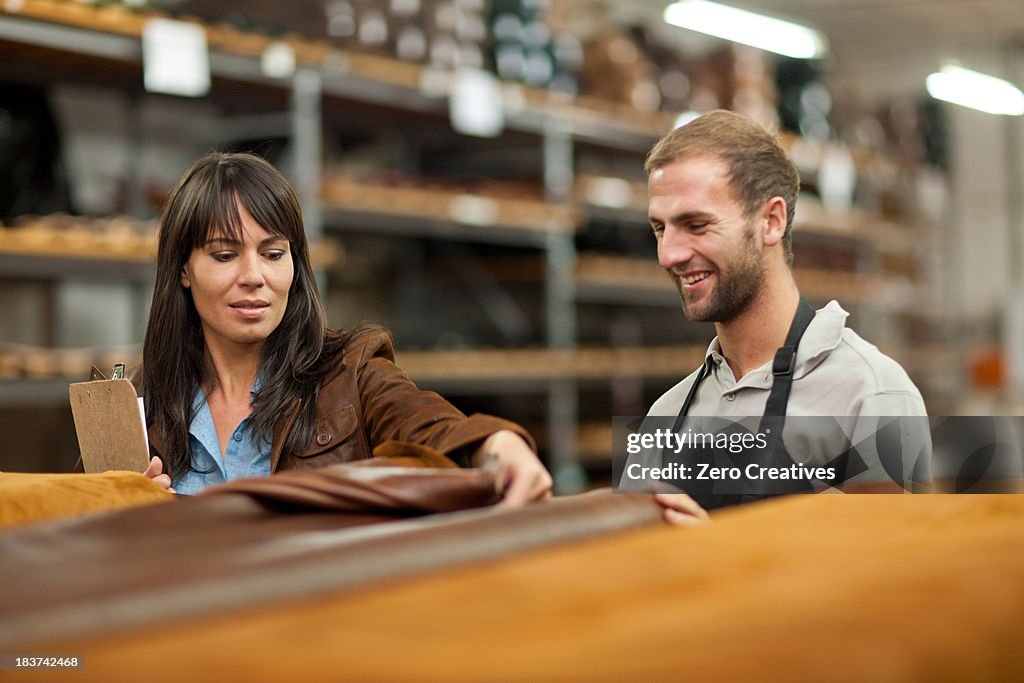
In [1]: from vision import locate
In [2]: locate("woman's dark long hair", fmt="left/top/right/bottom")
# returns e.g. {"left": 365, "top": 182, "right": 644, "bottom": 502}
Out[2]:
{"left": 142, "top": 151, "right": 351, "bottom": 480}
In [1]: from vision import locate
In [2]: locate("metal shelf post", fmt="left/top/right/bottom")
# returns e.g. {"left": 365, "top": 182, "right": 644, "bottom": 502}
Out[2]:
{"left": 542, "top": 116, "right": 583, "bottom": 492}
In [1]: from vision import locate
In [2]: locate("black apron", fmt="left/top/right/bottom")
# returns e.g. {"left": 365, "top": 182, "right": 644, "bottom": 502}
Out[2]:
{"left": 667, "top": 298, "right": 817, "bottom": 509}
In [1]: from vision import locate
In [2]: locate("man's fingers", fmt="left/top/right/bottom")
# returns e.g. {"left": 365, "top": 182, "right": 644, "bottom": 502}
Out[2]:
{"left": 654, "top": 492, "right": 710, "bottom": 522}
{"left": 663, "top": 507, "right": 705, "bottom": 526}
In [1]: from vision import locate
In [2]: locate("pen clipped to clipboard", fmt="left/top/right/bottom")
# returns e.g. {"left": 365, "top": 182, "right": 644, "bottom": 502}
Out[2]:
{"left": 69, "top": 363, "right": 151, "bottom": 474}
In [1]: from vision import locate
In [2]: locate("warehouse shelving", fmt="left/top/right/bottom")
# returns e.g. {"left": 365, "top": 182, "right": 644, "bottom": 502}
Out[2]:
{"left": 320, "top": 175, "right": 576, "bottom": 247}
{"left": 0, "top": 1, "right": 942, "bottom": 482}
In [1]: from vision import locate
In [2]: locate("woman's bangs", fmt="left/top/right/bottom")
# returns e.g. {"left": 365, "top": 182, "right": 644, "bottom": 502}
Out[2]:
{"left": 192, "top": 188, "right": 246, "bottom": 247}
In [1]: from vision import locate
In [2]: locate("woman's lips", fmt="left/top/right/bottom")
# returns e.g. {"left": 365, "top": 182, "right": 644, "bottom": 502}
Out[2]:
{"left": 230, "top": 300, "right": 270, "bottom": 319}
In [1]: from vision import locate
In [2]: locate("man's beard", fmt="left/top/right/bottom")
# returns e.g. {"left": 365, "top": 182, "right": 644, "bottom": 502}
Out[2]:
{"left": 676, "top": 227, "right": 765, "bottom": 323}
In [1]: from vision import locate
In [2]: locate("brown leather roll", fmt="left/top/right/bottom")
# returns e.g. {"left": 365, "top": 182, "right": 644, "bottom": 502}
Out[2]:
{"left": 0, "top": 485, "right": 662, "bottom": 649}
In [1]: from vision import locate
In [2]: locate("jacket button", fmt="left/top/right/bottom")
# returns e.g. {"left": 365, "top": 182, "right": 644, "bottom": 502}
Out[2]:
{"left": 316, "top": 432, "right": 331, "bottom": 446}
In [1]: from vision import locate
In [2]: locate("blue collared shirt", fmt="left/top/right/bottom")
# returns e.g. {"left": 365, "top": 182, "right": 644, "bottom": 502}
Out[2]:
{"left": 172, "top": 382, "right": 271, "bottom": 495}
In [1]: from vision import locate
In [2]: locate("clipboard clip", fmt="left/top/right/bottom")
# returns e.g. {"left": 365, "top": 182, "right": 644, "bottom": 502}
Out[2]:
{"left": 89, "top": 362, "right": 127, "bottom": 381}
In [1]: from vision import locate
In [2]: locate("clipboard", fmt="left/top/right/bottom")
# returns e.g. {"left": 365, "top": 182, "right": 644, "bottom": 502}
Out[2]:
{"left": 69, "top": 378, "right": 151, "bottom": 474}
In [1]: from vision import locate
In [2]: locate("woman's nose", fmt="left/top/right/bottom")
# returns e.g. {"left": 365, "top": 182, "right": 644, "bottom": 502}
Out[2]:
{"left": 237, "top": 253, "right": 265, "bottom": 287}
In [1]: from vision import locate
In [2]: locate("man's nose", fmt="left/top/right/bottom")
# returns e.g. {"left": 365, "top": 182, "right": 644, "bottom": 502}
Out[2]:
{"left": 658, "top": 226, "right": 694, "bottom": 270}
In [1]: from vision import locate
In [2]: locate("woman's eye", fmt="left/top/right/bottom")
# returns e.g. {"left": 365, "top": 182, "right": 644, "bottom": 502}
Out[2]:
{"left": 264, "top": 250, "right": 286, "bottom": 261}
{"left": 211, "top": 252, "right": 234, "bottom": 262}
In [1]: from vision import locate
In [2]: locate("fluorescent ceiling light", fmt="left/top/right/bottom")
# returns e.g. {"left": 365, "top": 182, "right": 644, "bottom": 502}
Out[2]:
{"left": 663, "top": 0, "right": 828, "bottom": 59}
{"left": 926, "top": 65, "right": 1024, "bottom": 116}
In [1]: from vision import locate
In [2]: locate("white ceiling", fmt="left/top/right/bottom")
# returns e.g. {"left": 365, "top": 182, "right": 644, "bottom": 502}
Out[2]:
{"left": 617, "top": 0, "right": 1024, "bottom": 105}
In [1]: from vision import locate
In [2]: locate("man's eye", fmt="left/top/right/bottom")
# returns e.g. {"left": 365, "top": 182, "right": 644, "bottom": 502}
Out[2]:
{"left": 689, "top": 223, "right": 708, "bottom": 231}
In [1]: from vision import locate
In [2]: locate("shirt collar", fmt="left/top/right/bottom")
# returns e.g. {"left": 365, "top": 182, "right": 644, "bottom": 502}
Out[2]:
{"left": 701, "top": 300, "right": 848, "bottom": 380}
{"left": 793, "top": 300, "right": 848, "bottom": 376}
{"left": 188, "top": 375, "right": 263, "bottom": 429}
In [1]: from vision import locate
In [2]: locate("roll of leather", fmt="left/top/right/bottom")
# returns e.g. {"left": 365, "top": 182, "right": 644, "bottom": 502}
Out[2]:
{"left": 0, "top": 481, "right": 662, "bottom": 648}
{"left": 33, "top": 494, "right": 1024, "bottom": 683}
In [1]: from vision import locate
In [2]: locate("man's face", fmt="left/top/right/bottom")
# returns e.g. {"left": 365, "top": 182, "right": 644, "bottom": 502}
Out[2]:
{"left": 648, "top": 155, "right": 765, "bottom": 323}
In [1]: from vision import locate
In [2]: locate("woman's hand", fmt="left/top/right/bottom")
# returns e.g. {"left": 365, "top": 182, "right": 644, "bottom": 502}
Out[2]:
{"left": 143, "top": 456, "right": 175, "bottom": 493}
{"left": 654, "top": 492, "right": 710, "bottom": 526}
{"left": 473, "top": 430, "right": 552, "bottom": 507}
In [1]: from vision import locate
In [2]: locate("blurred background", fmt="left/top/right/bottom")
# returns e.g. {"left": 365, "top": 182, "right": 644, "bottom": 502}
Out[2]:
{"left": 2, "top": 0, "right": 1023, "bottom": 490}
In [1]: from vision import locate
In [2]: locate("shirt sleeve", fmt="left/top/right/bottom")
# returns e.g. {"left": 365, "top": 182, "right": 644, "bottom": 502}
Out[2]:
{"left": 845, "top": 391, "right": 932, "bottom": 489}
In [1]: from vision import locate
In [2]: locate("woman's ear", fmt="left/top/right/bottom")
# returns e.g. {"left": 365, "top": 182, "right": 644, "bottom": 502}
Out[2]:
{"left": 180, "top": 266, "right": 191, "bottom": 288}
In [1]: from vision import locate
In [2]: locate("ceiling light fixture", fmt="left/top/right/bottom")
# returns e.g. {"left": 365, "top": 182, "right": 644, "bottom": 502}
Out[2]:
{"left": 926, "top": 64, "right": 1024, "bottom": 116}
{"left": 662, "top": 0, "right": 828, "bottom": 60}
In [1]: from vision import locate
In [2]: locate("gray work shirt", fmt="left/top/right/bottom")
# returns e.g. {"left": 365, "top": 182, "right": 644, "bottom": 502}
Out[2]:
{"left": 642, "top": 300, "right": 932, "bottom": 489}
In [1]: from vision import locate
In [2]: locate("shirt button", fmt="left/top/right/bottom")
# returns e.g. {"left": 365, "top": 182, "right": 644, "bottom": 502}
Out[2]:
{"left": 316, "top": 432, "right": 331, "bottom": 446}
{"left": 233, "top": 432, "right": 243, "bottom": 442}
{"left": 725, "top": 393, "right": 736, "bottom": 402}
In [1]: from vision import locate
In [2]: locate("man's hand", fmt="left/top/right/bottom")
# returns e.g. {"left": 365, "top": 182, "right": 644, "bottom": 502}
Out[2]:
{"left": 473, "top": 430, "right": 552, "bottom": 507}
{"left": 143, "top": 456, "right": 175, "bottom": 493}
{"left": 654, "top": 492, "right": 710, "bottom": 526}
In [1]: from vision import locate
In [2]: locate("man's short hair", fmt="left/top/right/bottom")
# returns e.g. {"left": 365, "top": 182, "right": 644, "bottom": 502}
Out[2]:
{"left": 645, "top": 110, "right": 800, "bottom": 266}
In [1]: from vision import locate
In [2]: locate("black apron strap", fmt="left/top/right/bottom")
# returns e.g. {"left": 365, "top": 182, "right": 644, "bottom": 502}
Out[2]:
{"left": 671, "top": 360, "right": 709, "bottom": 433}
{"left": 752, "top": 298, "right": 817, "bottom": 505}
{"left": 674, "top": 298, "right": 816, "bottom": 423}
{"left": 761, "top": 297, "right": 816, "bottom": 417}
{"left": 667, "top": 298, "right": 818, "bottom": 509}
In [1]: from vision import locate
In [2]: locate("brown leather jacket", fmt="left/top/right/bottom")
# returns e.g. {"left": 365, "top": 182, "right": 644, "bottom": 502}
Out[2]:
{"left": 145, "top": 329, "right": 535, "bottom": 473}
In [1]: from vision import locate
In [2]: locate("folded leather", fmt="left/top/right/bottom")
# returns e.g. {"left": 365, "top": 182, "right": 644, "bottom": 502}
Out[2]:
{"left": 0, "top": 481, "right": 662, "bottom": 648}
{"left": 197, "top": 454, "right": 500, "bottom": 514}
{"left": 367, "top": 440, "right": 461, "bottom": 468}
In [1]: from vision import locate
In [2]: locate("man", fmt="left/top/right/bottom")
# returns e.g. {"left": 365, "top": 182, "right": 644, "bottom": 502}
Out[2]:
{"left": 639, "top": 110, "right": 930, "bottom": 525}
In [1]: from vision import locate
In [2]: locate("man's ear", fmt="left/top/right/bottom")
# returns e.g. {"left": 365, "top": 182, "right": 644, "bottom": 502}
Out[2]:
{"left": 761, "top": 197, "right": 788, "bottom": 247}
{"left": 180, "top": 266, "right": 191, "bottom": 288}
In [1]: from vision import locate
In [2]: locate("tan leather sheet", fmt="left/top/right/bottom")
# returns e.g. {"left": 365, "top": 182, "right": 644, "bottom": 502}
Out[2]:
{"left": 23, "top": 493, "right": 1024, "bottom": 683}
{"left": 0, "top": 471, "right": 173, "bottom": 529}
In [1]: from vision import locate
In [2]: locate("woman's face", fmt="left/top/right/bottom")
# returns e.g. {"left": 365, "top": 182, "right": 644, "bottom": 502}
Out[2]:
{"left": 180, "top": 200, "right": 294, "bottom": 352}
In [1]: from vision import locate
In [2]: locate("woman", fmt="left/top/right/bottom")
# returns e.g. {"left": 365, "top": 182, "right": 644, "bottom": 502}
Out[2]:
{"left": 140, "top": 151, "right": 551, "bottom": 505}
